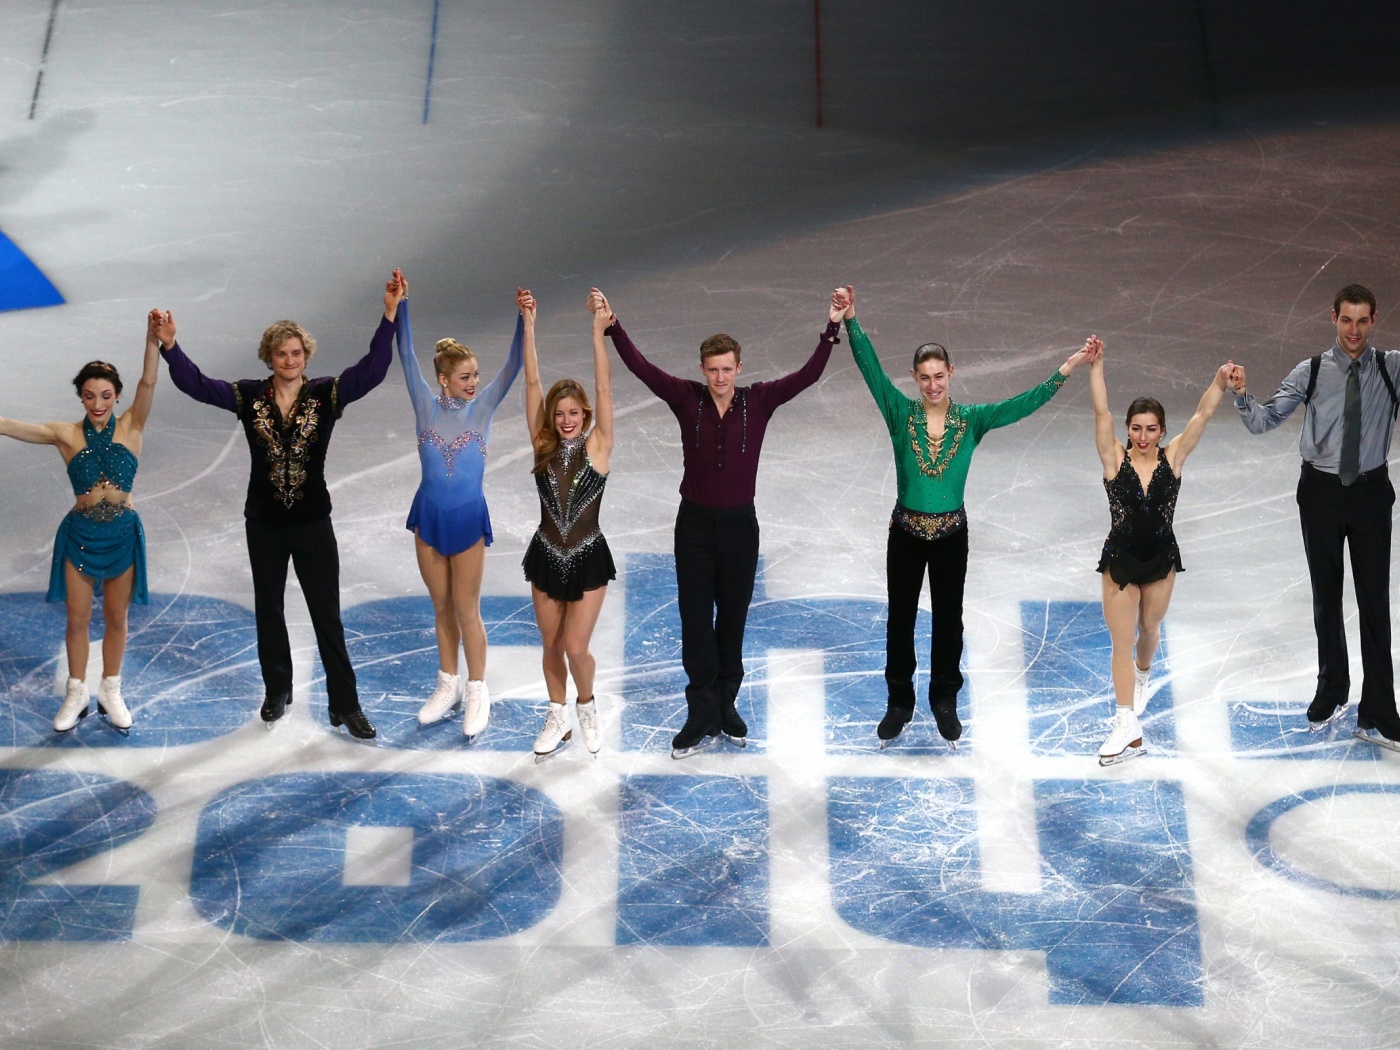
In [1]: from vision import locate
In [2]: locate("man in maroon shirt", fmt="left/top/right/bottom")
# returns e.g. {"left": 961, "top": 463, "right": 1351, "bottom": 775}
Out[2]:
{"left": 592, "top": 288, "right": 848, "bottom": 756}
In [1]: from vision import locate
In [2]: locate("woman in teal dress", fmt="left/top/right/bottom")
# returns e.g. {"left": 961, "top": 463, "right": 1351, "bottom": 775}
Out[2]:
{"left": 0, "top": 309, "right": 164, "bottom": 733}
{"left": 837, "top": 285, "right": 1098, "bottom": 747}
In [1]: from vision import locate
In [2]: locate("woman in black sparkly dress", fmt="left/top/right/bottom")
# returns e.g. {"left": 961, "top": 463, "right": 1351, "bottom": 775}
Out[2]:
{"left": 1089, "top": 335, "right": 1241, "bottom": 764}
{"left": 519, "top": 287, "right": 617, "bottom": 758}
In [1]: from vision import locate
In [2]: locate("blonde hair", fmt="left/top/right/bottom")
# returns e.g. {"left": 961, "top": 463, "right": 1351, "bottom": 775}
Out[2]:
{"left": 257, "top": 321, "right": 316, "bottom": 366}
{"left": 434, "top": 338, "right": 477, "bottom": 383}
{"left": 532, "top": 379, "right": 593, "bottom": 473}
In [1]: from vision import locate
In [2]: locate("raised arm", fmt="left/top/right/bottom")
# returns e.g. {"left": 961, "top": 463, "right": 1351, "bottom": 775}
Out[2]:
{"left": 971, "top": 338, "right": 1099, "bottom": 436}
{"left": 596, "top": 289, "right": 691, "bottom": 407}
{"left": 123, "top": 309, "right": 167, "bottom": 432}
{"left": 1086, "top": 336, "right": 1120, "bottom": 476}
{"left": 839, "top": 285, "right": 906, "bottom": 434}
{"left": 475, "top": 311, "right": 524, "bottom": 418}
{"left": 588, "top": 288, "right": 615, "bottom": 470}
{"left": 1165, "top": 362, "right": 1233, "bottom": 472}
{"left": 1234, "top": 359, "right": 1306, "bottom": 434}
{"left": 395, "top": 296, "right": 434, "bottom": 420}
{"left": 160, "top": 321, "right": 239, "bottom": 414}
{"left": 753, "top": 291, "right": 842, "bottom": 412}
{"left": 520, "top": 287, "right": 544, "bottom": 439}
{"left": 336, "top": 269, "right": 406, "bottom": 408}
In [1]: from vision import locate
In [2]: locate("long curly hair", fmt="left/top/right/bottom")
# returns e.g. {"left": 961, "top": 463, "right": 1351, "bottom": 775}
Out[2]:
{"left": 532, "top": 378, "right": 593, "bottom": 474}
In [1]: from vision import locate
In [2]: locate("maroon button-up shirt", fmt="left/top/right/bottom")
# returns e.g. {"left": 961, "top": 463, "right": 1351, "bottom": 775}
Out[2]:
{"left": 609, "top": 318, "right": 839, "bottom": 509}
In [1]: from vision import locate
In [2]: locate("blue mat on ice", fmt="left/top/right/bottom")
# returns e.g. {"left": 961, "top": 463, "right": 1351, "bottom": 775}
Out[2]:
{"left": 0, "top": 229, "right": 63, "bottom": 312}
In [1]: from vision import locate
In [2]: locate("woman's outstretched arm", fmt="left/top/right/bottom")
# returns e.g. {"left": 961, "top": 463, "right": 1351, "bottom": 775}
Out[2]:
{"left": 0, "top": 413, "right": 64, "bottom": 445}
{"left": 520, "top": 287, "right": 543, "bottom": 440}
{"left": 1087, "top": 336, "right": 1120, "bottom": 477}
{"left": 589, "top": 288, "right": 615, "bottom": 471}
{"left": 1166, "top": 361, "right": 1235, "bottom": 472}
{"left": 124, "top": 308, "right": 168, "bottom": 432}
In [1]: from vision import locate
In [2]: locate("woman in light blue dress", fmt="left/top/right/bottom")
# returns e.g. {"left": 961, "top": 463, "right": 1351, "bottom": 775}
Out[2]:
{"left": 396, "top": 293, "right": 523, "bottom": 736}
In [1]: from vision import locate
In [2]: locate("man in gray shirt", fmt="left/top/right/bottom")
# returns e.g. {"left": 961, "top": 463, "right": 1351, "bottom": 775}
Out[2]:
{"left": 1234, "top": 284, "right": 1400, "bottom": 748}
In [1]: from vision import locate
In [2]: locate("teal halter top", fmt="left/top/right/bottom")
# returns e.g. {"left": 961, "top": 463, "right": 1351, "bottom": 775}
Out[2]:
{"left": 67, "top": 417, "right": 138, "bottom": 496}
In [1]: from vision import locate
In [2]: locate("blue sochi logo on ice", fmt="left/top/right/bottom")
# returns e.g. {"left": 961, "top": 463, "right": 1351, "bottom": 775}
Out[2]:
{"left": 0, "top": 557, "right": 1387, "bottom": 1007}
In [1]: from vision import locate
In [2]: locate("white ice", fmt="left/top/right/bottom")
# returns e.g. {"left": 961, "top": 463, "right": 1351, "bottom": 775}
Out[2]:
{"left": 2, "top": 2, "right": 1400, "bottom": 1047}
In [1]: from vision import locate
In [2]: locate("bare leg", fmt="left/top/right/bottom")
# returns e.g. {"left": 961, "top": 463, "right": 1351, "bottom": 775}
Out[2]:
{"left": 562, "top": 585, "right": 608, "bottom": 702}
{"left": 449, "top": 539, "right": 487, "bottom": 681}
{"left": 531, "top": 586, "right": 569, "bottom": 706}
{"left": 415, "top": 532, "right": 461, "bottom": 675}
{"left": 1134, "top": 570, "right": 1177, "bottom": 673}
{"left": 64, "top": 560, "right": 95, "bottom": 679}
{"left": 100, "top": 566, "right": 135, "bottom": 677}
{"left": 1101, "top": 573, "right": 1143, "bottom": 709}
{"left": 531, "top": 583, "right": 610, "bottom": 704}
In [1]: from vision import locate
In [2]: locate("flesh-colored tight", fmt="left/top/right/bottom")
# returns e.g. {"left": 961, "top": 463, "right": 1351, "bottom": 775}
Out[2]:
{"left": 1100, "top": 568, "right": 1175, "bottom": 708}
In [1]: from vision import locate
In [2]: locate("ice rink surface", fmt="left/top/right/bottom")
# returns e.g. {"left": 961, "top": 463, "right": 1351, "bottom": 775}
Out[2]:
{"left": 3, "top": 2, "right": 1400, "bottom": 1047}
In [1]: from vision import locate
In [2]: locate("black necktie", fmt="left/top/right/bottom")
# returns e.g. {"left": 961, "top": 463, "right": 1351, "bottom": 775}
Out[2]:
{"left": 1340, "top": 359, "right": 1362, "bottom": 486}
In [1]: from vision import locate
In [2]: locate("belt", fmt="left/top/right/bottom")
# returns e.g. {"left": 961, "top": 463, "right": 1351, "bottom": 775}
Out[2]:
{"left": 1302, "top": 461, "right": 1389, "bottom": 485}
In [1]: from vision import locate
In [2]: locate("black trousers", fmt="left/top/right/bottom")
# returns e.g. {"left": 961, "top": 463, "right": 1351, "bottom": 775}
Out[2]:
{"left": 245, "top": 515, "right": 359, "bottom": 715}
{"left": 673, "top": 500, "right": 760, "bottom": 729}
{"left": 1297, "top": 463, "right": 1395, "bottom": 717}
{"left": 885, "top": 522, "right": 968, "bottom": 711}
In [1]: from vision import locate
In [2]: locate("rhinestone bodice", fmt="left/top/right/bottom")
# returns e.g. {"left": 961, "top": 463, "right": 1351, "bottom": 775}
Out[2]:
{"left": 532, "top": 437, "right": 607, "bottom": 565}
{"left": 67, "top": 417, "right": 138, "bottom": 496}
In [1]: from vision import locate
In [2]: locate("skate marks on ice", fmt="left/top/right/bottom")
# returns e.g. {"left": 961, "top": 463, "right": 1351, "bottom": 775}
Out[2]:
{"left": 2, "top": 556, "right": 1400, "bottom": 1042}
{"left": 0, "top": 591, "right": 260, "bottom": 748}
{"left": 0, "top": 769, "right": 156, "bottom": 940}
{"left": 1019, "top": 599, "right": 1377, "bottom": 761}
{"left": 622, "top": 551, "right": 972, "bottom": 756}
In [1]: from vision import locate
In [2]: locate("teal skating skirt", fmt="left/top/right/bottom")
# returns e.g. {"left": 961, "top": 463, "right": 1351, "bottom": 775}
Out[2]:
{"left": 46, "top": 504, "right": 149, "bottom": 605}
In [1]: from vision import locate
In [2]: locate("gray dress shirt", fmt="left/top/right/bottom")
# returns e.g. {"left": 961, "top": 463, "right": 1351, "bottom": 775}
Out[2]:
{"left": 1235, "top": 343, "right": 1400, "bottom": 474}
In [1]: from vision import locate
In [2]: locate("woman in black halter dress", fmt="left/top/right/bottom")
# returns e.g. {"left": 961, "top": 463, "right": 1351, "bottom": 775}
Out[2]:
{"left": 1088, "top": 335, "right": 1241, "bottom": 764}
{"left": 519, "top": 288, "right": 617, "bottom": 759}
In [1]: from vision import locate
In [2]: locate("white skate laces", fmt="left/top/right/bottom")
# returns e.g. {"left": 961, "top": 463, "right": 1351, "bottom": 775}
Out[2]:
{"left": 53, "top": 676, "right": 89, "bottom": 733}
{"left": 1098, "top": 706, "right": 1144, "bottom": 766}
{"left": 1132, "top": 664, "right": 1151, "bottom": 715}
{"left": 575, "top": 698, "right": 601, "bottom": 755}
{"left": 417, "top": 670, "right": 461, "bottom": 725}
{"left": 463, "top": 679, "right": 491, "bottom": 738}
{"left": 98, "top": 675, "right": 133, "bottom": 731}
{"left": 533, "top": 702, "right": 572, "bottom": 757}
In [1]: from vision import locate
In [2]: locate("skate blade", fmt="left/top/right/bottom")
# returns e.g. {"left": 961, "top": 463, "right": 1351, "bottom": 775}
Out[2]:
{"left": 1353, "top": 728, "right": 1400, "bottom": 752}
{"left": 1308, "top": 706, "right": 1349, "bottom": 732}
{"left": 945, "top": 739, "right": 959, "bottom": 752}
{"left": 534, "top": 741, "right": 570, "bottom": 763}
{"left": 671, "top": 734, "right": 720, "bottom": 760}
{"left": 722, "top": 733, "right": 748, "bottom": 748}
{"left": 1098, "top": 744, "right": 1145, "bottom": 767}
{"left": 417, "top": 703, "right": 462, "bottom": 728}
